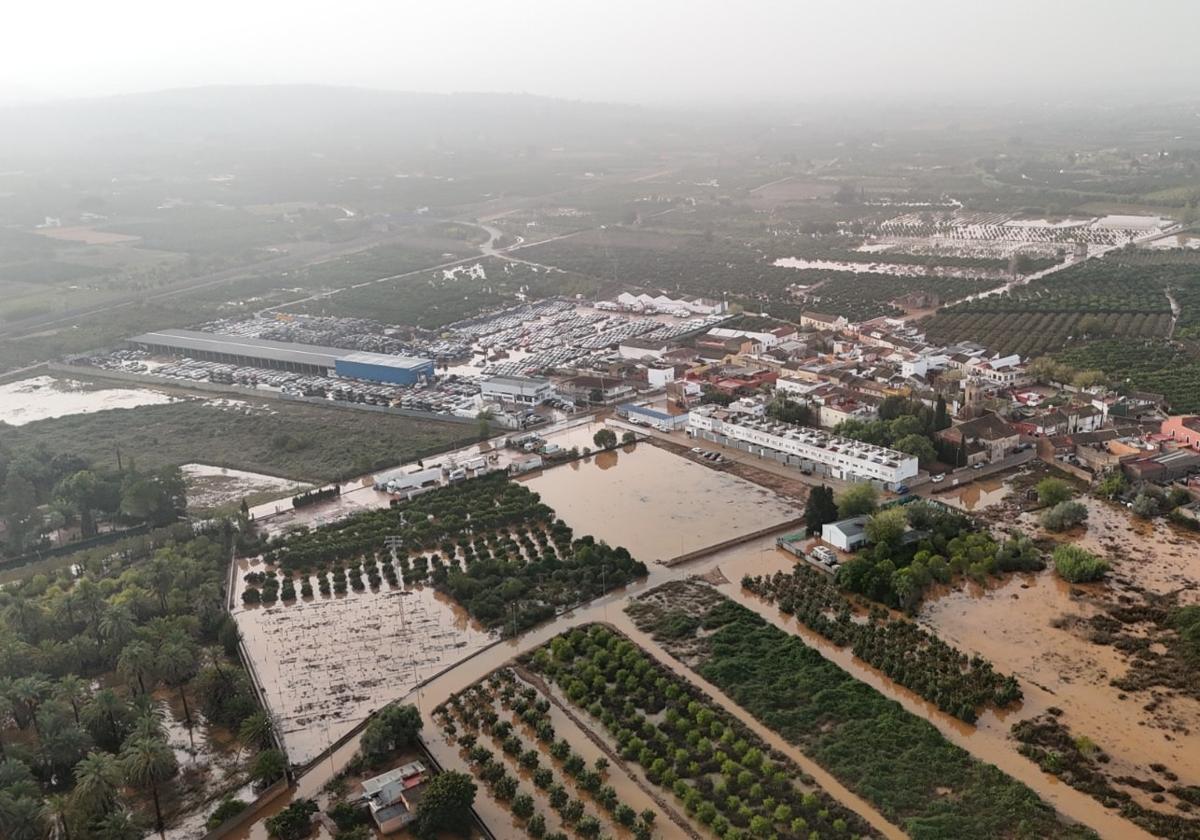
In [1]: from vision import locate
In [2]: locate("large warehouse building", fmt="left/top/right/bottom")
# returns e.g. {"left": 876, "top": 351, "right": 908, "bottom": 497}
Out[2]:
{"left": 128, "top": 329, "right": 434, "bottom": 385}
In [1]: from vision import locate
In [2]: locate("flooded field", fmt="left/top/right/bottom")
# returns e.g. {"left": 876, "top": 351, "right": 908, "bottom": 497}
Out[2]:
{"left": 518, "top": 442, "right": 799, "bottom": 563}
{"left": 936, "top": 476, "right": 1011, "bottom": 511}
{"left": 232, "top": 569, "right": 495, "bottom": 765}
{"left": 182, "top": 463, "right": 310, "bottom": 510}
{"left": 919, "top": 496, "right": 1200, "bottom": 820}
{"left": 0, "top": 375, "right": 176, "bottom": 425}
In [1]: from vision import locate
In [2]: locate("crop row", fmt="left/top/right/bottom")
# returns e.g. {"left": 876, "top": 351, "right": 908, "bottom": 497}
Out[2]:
{"left": 526, "top": 625, "right": 875, "bottom": 840}
{"left": 247, "top": 475, "right": 647, "bottom": 634}
{"left": 922, "top": 310, "right": 1172, "bottom": 357}
{"left": 438, "top": 669, "right": 659, "bottom": 839}
{"left": 740, "top": 565, "right": 1021, "bottom": 722}
{"left": 626, "top": 581, "right": 1096, "bottom": 839}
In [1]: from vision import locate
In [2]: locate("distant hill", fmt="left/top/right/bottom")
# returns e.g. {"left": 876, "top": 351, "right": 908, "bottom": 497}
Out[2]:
{"left": 0, "top": 85, "right": 683, "bottom": 165}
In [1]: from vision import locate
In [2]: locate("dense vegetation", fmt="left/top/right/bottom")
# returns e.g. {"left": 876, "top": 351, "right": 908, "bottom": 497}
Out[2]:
{"left": 786, "top": 269, "right": 1002, "bottom": 321}
{"left": 626, "top": 581, "right": 1095, "bottom": 840}
{"left": 2, "top": 398, "right": 479, "bottom": 484}
{"left": 1052, "top": 545, "right": 1110, "bottom": 583}
{"left": 742, "top": 566, "right": 1021, "bottom": 722}
{"left": 520, "top": 625, "right": 871, "bottom": 839}
{"left": 0, "top": 439, "right": 185, "bottom": 558}
{"left": 921, "top": 259, "right": 1193, "bottom": 357}
{"left": 832, "top": 396, "right": 950, "bottom": 467}
{"left": 1053, "top": 339, "right": 1200, "bottom": 412}
{"left": 254, "top": 474, "right": 646, "bottom": 634}
{"left": 835, "top": 501, "right": 1044, "bottom": 610}
{"left": 0, "top": 523, "right": 270, "bottom": 840}
{"left": 1012, "top": 712, "right": 1200, "bottom": 840}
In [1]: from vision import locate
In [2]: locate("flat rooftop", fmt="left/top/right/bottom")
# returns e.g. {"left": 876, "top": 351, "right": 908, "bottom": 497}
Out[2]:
{"left": 130, "top": 329, "right": 429, "bottom": 371}
{"left": 130, "top": 329, "right": 348, "bottom": 368}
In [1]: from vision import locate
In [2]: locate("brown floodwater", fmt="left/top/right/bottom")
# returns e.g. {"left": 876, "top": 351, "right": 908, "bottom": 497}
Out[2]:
{"left": 226, "top": 455, "right": 1183, "bottom": 840}
{"left": 921, "top": 531, "right": 1199, "bottom": 836}
{"left": 936, "top": 477, "right": 1010, "bottom": 511}
{"left": 517, "top": 443, "right": 799, "bottom": 563}
{"left": 233, "top": 571, "right": 495, "bottom": 765}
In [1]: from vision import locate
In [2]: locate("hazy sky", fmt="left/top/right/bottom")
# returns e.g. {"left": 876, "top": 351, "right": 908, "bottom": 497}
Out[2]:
{"left": 4, "top": 0, "right": 1199, "bottom": 106}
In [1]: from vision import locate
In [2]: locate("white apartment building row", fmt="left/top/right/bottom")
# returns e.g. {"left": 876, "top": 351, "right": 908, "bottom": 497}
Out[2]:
{"left": 687, "top": 407, "right": 918, "bottom": 485}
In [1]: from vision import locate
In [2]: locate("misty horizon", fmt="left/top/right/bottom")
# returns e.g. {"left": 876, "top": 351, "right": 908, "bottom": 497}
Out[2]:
{"left": 5, "top": 0, "right": 1200, "bottom": 108}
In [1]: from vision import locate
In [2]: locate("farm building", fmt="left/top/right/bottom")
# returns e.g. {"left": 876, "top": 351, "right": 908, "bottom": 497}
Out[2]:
{"left": 360, "top": 761, "right": 429, "bottom": 833}
{"left": 821, "top": 516, "right": 870, "bottom": 552}
{"left": 128, "top": 329, "right": 433, "bottom": 384}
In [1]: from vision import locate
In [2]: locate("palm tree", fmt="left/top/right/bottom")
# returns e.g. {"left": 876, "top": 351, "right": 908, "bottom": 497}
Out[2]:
{"left": 147, "top": 556, "right": 175, "bottom": 613}
{"left": 0, "top": 794, "right": 45, "bottom": 840}
{"left": 82, "top": 690, "right": 132, "bottom": 753}
{"left": 117, "top": 641, "right": 156, "bottom": 695}
{"left": 237, "top": 711, "right": 276, "bottom": 752}
{"left": 129, "top": 700, "right": 168, "bottom": 742}
{"left": 72, "top": 751, "right": 123, "bottom": 821}
{"left": 157, "top": 640, "right": 198, "bottom": 730}
{"left": 98, "top": 607, "right": 136, "bottom": 655}
{"left": 55, "top": 675, "right": 91, "bottom": 725}
{"left": 11, "top": 674, "right": 51, "bottom": 735}
{"left": 120, "top": 736, "right": 177, "bottom": 837}
{"left": 72, "top": 578, "right": 106, "bottom": 628}
{"left": 94, "top": 808, "right": 147, "bottom": 840}
{"left": 41, "top": 793, "right": 75, "bottom": 840}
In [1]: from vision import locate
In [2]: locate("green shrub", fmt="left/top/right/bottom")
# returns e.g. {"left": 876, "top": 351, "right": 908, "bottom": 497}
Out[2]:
{"left": 1053, "top": 545, "right": 1109, "bottom": 582}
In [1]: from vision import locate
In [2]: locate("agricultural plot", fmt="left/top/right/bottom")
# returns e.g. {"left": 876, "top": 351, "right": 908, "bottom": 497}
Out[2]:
{"left": 435, "top": 626, "right": 875, "bottom": 839}
{"left": 741, "top": 566, "right": 1022, "bottom": 723}
{"left": 922, "top": 259, "right": 1186, "bottom": 356}
{"left": 290, "top": 256, "right": 603, "bottom": 329}
{"left": 256, "top": 473, "right": 648, "bottom": 634}
{"left": 627, "top": 581, "right": 1096, "bottom": 840}
{"left": 783, "top": 268, "right": 1002, "bottom": 320}
{"left": 1054, "top": 340, "right": 1200, "bottom": 413}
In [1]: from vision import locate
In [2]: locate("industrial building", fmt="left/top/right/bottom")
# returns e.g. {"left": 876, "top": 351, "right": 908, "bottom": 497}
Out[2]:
{"left": 822, "top": 516, "right": 870, "bottom": 552}
{"left": 128, "top": 329, "right": 433, "bottom": 384}
{"left": 617, "top": 402, "right": 689, "bottom": 431}
{"left": 480, "top": 375, "right": 554, "bottom": 406}
{"left": 687, "top": 406, "right": 918, "bottom": 485}
{"left": 334, "top": 352, "right": 434, "bottom": 386}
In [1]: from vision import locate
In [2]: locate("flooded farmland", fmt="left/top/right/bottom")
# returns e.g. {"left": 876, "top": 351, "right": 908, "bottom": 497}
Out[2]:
{"left": 232, "top": 571, "right": 495, "bottom": 765}
{"left": 182, "top": 463, "right": 310, "bottom": 510}
{"left": 0, "top": 374, "right": 176, "bottom": 425}
{"left": 518, "top": 442, "right": 799, "bottom": 563}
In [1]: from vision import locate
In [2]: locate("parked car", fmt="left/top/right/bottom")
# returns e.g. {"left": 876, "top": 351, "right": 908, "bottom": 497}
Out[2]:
{"left": 930, "top": 474, "right": 946, "bottom": 483}
{"left": 894, "top": 484, "right": 910, "bottom": 495}
{"left": 972, "top": 462, "right": 985, "bottom": 470}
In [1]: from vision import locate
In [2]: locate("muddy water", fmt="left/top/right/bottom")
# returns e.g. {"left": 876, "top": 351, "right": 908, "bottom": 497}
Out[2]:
{"left": 1046, "top": 497, "right": 1200, "bottom": 598}
{"left": 181, "top": 463, "right": 310, "bottom": 510}
{"left": 937, "top": 477, "right": 1010, "bottom": 511}
{"left": 233, "top": 574, "right": 495, "bottom": 765}
{"left": 518, "top": 443, "right": 799, "bottom": 563}
{"left": 246, "top": 414, "right": 600, "bottom": 534}
{"left": 226, "top": 474, "right": 1168, "bottom": 839}
{"left": 716, "top": 542, "right": 1159, "bottom": 840}
{"left": 914, "top": 496, "right": 1200, "bottom": 791}
{"left": 0, "top": 375, "right": 176, "bottom": 425}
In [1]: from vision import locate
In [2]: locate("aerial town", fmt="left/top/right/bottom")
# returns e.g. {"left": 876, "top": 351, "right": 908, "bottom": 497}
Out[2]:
{"left": 3, "top": 10, "right": 1200, "bottom": 840}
